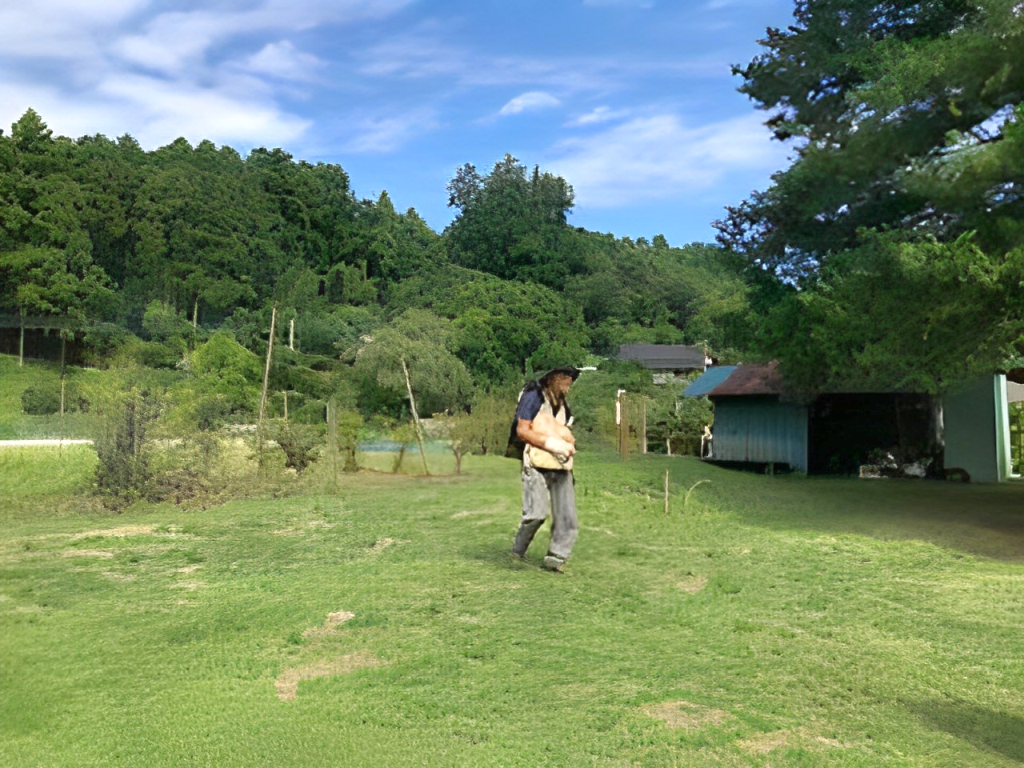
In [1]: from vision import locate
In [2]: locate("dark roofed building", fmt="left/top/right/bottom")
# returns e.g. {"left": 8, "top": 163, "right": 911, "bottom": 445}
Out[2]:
{"left": 616, "top": 345, "right": 710, "bottom": 382}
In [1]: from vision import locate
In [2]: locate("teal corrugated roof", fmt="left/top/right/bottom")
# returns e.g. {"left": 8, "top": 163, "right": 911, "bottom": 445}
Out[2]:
{"left": 684, "top": 366, "right": 737, "bottom": 397}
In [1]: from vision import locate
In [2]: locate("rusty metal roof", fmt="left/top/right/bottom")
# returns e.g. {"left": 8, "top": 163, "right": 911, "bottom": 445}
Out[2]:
{"left": 684, "top": 362, "right": 784, "bottom": 398}
{"left": 708, "top": 362, "right": 783, "bottom": 396}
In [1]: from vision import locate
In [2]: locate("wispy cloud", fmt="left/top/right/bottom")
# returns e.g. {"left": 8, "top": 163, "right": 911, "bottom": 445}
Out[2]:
{"left": 0, "top": 0, "right": 144, "bottom": 59}
{"left": 566, "top": 106, "right": 631, "bottom": 126}
{"left": 342, "top": 110, "right": 440, "bottom": 153}
{"left": 241, "top": 41, "right": 326, "bottom": 82}
{"left": 499, "top": 91, "right": 562, "bottom": 116}
{"left": 110, "top": 1, "right": 414, "bottom": 75}
{"left": 547, "top": 112, "right": 790, "bottom": 206}
{"left": 0, "top": 0, "right": 414, "bottom": 150}
{"left": 95, "top": 73, "right": 312, "bottom": 149}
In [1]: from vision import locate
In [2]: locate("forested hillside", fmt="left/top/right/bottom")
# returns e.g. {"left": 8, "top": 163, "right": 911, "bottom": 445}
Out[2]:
{"left": 0, "top": 109, "right": 751, "bottom": 390}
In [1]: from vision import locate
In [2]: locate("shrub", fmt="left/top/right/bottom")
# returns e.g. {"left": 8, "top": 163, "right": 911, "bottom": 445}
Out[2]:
{"left": 269, "top": 420, "right": 323, "bottom": 473}
{"left": 21, "top": 386, "right": 61, "bottom": 416}
{"left": 92, "top": 377, "right": 160, "bottom": 505}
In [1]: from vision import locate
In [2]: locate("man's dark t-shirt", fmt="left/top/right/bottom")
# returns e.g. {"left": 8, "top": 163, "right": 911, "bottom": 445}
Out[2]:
{"left": 515, "top": 387, "right": 544, "bottom": 422}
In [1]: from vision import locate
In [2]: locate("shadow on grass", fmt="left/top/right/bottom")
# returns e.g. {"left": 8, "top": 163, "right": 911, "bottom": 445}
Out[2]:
{"left": 910, "top": 700, "right": 1024, "bottom": 763}
{"left": 701, "top": 464, "right": 1024, "bottom": 562}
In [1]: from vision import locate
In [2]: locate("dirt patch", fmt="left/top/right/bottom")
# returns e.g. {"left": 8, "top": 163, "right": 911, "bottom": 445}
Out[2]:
{"left": 73, "top": 525, "right": 158, "bottom": 540}
{"left": 738, "top": 728, "right": 845, "bottom": 754}
{"left": 368, "top": 538, "right": 404, "bottom": 555}
{"left": 63, "top": 549, "right": 114, "bottom": 559}
{"left": 643, "top": 700, "right": 732, "bottom": 730}
{"left": 272, "top": 520, "right": 335, "bottom": 536}
{"left": 170, "top": 580, "right": 204, "bottom": 591}
{"left": 275, "top": 651, "right": 381, "bottom": 701}
{"left": 676, "top": 574, "right": 708, "bottom": 594}
{"left": 302, "top": 610, "right": 356, "bottom": 639}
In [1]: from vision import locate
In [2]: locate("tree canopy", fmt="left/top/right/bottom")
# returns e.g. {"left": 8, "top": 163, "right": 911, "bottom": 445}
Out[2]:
{"left": 1, "top": 109, "right": 756, "bottom": 422}
{"left": 720, "top": 0, "right": 1024, "bottom": 393}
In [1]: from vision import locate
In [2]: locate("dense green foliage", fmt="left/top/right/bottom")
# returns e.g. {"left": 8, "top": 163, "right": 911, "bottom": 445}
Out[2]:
{"left": 1, "top": 110, "right": 751, "bottom": 428}
{"left": 721, "top": 0, "right": 1024, "bottom": 393}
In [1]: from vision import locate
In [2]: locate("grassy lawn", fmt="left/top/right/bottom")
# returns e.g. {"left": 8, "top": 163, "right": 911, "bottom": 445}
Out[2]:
{"left": 1, "top": 446, "right": 1022, "bottom": 767}
{"left": 0, "top": 355, "right": 102, "bottom": 440}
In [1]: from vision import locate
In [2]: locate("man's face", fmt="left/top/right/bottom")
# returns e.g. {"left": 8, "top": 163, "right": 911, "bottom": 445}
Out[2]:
{"left": 553, "top": 373, "right": 574, "bottom": 397}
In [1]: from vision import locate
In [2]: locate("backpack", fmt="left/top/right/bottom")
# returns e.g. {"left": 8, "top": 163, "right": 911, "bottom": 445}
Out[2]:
{"left": 504, "top": 383, "right": 535, "bottom": 460}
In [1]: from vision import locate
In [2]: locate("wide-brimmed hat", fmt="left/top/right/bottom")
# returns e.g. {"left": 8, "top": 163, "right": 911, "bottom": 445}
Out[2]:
{"left": 543, "top": 366, "right": 581, "bottom": 382}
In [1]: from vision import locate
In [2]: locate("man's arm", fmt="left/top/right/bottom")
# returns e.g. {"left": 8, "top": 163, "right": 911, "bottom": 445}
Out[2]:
{"left": 517, "top": 418, "right": 575, "bottom": 462}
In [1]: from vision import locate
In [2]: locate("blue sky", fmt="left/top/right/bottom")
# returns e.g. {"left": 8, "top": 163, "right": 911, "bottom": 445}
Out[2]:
{"left": 0, "top": 0, "right": 799, "bottom": 247}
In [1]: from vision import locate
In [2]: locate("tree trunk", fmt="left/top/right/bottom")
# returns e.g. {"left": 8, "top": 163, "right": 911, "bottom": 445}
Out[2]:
{"left": 401, "top": 357, "right": 430, "bottom": 476}
{"left": 18, "top": 311, "right": 24, "bottom": 367}
{"left": 391, "top": 445, "right": 407, "bottom": 474}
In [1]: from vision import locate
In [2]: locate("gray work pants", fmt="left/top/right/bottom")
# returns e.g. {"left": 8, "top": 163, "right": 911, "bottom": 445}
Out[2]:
{"left": 512, "top": 467, "right": 578, "bottom": 567}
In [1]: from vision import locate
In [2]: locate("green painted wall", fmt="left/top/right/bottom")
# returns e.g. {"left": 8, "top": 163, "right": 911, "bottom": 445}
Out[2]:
{"left": 711, "top": 398, "right": 809, "bottom": 473}
{"left": 942, "top": 375, "right": 1012, "bottom": 483}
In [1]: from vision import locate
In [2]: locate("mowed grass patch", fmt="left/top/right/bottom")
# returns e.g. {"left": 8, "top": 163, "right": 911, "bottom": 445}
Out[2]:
{"left": 1, "top": 451, "right": 1022, "bottom": 767}
{"left": 0, "top": 445, "right": 100, "bottom": 522}
{"left": 0, "top": 354, "right": 103, "bottom": 440}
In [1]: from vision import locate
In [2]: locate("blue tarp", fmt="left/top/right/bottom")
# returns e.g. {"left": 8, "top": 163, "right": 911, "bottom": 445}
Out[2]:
{"left": 683, "top": 366, "right": 737, "bottom": 397}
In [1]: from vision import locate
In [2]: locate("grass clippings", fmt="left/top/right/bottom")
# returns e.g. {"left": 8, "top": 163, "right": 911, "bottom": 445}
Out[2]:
{"left": 275, "top": 652, "right": 382, "bottom": 702}
{"left": 676, "top": 573, "right": 709, "bottom": 594}
{"left": 643, "top": 700, "right": 733, "bottom": 730}
{"left": 302, "top": 610, "right": 357, "bottom": 640}
{"left": 738, "top": 728, "right": 846, "bottom": 755}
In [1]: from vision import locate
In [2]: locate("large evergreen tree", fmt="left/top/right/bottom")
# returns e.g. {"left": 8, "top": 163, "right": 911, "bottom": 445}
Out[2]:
{"left": 719, "top": 0, "right": 1024, "bottom": 392}
{"left": 445, "top": 155, "right": 583, "bottom": 289}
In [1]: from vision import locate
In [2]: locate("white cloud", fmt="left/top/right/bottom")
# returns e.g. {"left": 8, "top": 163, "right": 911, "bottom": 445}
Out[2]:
{"left": 0, "top": 0, "right": 144, "bottom": 59}
{"left": 95, "top": 73, "right": 312, "bottom": 148}
{"left": 499, "top": 91, "right": 562, "bottom": 116}
{"left": 547, "top": 112, "right": 790, "bottom": 207}
{"left": 242, "top": 41, "right": 325, "bottom": 81}
{"left": 0, "top": 0, "right": 418, "bottom": 151}
{"left": 567, "top": 106, "right": 631, "bottom": 126}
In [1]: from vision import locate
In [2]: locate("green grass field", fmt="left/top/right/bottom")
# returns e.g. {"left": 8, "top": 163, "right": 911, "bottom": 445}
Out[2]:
{"left": 1, "top": 446, "right": 1022, "bottom": 767}
{"left": 0, "top": 355, "right": 102, "bottom": 440}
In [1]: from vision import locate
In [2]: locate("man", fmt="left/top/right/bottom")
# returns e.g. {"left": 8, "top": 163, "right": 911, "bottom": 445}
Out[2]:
{"left": 509, "top": 367, "right": 580, "bottom": 572}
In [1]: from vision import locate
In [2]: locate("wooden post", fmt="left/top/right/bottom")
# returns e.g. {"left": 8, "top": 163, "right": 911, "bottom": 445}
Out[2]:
{"left": 327, "top": 398, "right": 338, "bottom": 492}
{"left": 257, "top": 306, "right": 277, "bottom": 466}
{"left": 401, "top": 358, "right": 431, "bottom": 476}
{"left": 663, "top": 470, "right": 669, "bottom": 515}
{"left": 59, "top": 332, "right": 66, "bottom": 418}
{"left": 641, "top": 397, "right": 648, "bottom": 454}
{"left": 617, "top": 390, "right": 628, "bottom": 460}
